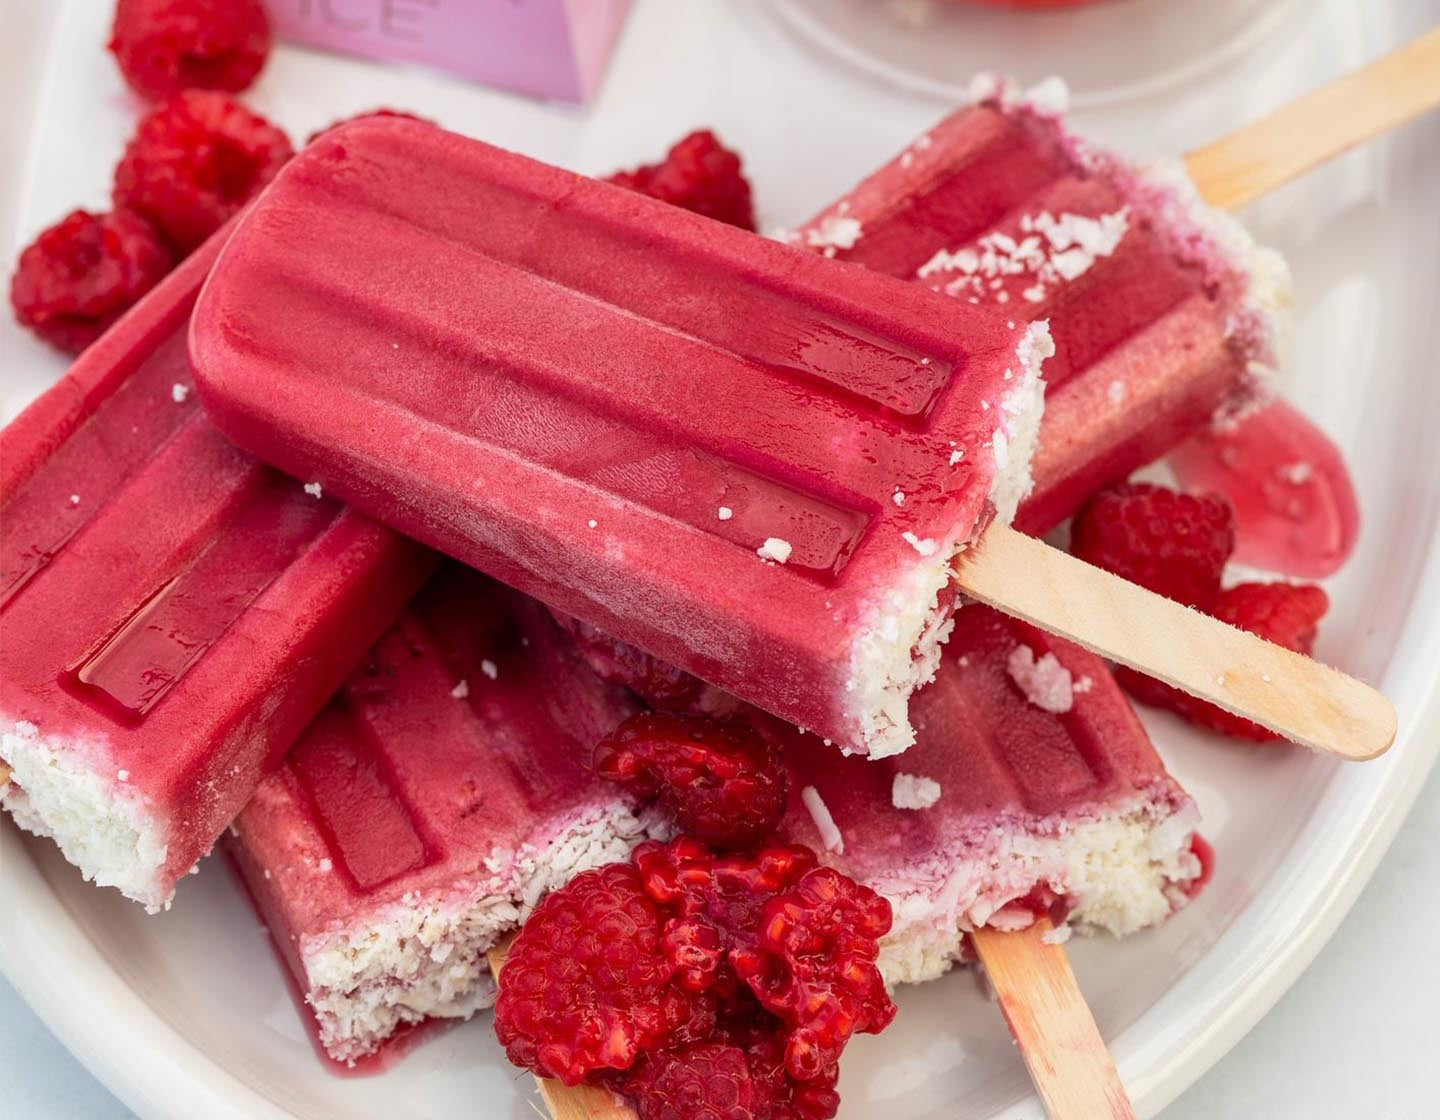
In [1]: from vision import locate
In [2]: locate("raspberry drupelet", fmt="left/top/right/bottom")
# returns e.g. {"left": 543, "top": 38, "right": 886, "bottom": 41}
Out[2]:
{"left": 608, "top": 130, "right": 757, "bottom": 231}
{"left": 113, "top": 90, "right": 294, "bottom": 253}
{"left": 9, "top": 209, "right": 173, "bottom": 353}
{"left": 495, "top": 835, "right": 894, "bottom": 1120}
{"left": 595, "top": 713, "right": 789, "bottom": 850}
{"left": 109, "top": 0, "right": 272, "bottom": 101}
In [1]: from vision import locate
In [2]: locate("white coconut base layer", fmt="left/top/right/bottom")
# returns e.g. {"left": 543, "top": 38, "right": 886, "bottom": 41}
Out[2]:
{"left": 845, "top": 321, "right": 1052, "bottom": 760}
{"left": 299, "top": 804, "right": 649, "bottom": 1064}
{"left": 297, "top": 790, "right": 1197, "bottom": 1062}
{"left": 1, "top": 718, "right": 170, "bottom": 912}
{"left": 876, "top": 793, "right": 1203, "bottom": 986}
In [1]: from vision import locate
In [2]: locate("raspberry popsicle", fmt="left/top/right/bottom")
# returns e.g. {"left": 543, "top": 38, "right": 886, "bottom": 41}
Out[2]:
{"left": 0, "top": 235, "right": 435, "bottom": 911}
{"left": 190, "top": 116, "right": 1051, "bottom": 760}
{"left": 233, "top": 590, "right": 1201, "bottom": 1065}
{"left": 230, "top": 567, "right": 647, "bottom": 1064}
{"left": 792, "top": 76, "right": 1290, "bottom": 535}
{"left": 775, "top": 604, "right": 1203, "bottom": 983}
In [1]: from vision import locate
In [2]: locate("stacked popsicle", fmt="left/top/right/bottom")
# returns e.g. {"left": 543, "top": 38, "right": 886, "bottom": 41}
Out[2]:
{"left": 0, "top": 237, "right": 435, "bottom": 910}
{"left": 230, "top": 566, "right": 1202, "bottom": 1065}
{"left": 792, "top": 76, "right": 1290, "bottom": 535}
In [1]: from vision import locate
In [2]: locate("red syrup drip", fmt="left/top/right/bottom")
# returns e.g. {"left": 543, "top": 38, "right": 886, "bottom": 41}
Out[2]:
{"left": 1169, "top": 400, "right": 1360, "bottom": 580}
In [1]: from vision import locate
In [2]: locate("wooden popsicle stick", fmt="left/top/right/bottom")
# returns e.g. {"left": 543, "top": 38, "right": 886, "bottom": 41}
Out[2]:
{"left": 487, "top": 936, "right": 637, "bottom": 1120}
{"left": 957, "top": 524, "right": 1396, "bottom": 761}
{"left": 1185, "top": 25, "right": 1440, "bottom": 210}
{"left": 0, "top": 762, "right": 10, "bottom": 789}
{"left": 973, "top": 918, "right": 1136, "bottom": 1120}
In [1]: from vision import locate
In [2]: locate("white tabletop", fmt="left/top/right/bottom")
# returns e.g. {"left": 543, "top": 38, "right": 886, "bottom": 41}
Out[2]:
{"left": 5, "top": 759, "right": 1434, "bottom": 1118}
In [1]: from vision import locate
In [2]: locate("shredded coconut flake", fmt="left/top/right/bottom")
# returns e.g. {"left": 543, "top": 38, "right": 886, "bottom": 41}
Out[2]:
{"left": 171, "top": 383, "right": 190, "bottom": 403}
{"left": 1006, "top": 646, "right": 1075, "bottom": 713}
{"left": 1279, "top": 461, "right": 1313, "bottom": 485}
{"left": 717, "top": 506, "right": 733, "bottom": 520}
{"left": 805, "top": 215, "right": 864, "bottom": 252}
{"left": 303, "top": 482, "right": 323, "bottom": 498}
{"left": 450, "top": 680, "right": 469, "bottom": 699}
{"left": 480, "top": 660, "right": 499, "bottom": 681}
{"left": 892, "top": 490, "right": 906, "bottom": 507}
{"left": 69, "top": 494, "right": 80, "bottom": 506}
{"left": 757, "top": 537, "right": 793, "bottom": 564}
{"left": 1041, "top": 923, "right": 1073, "bottom": 946}
{"left": 801, "top": 786, "right": 844, "bottom": 854}
{"left": 892, "top": 773, "right": 942, "bottom": 811}
{"left": 918, "top": 208, "right": 1129, "bottom": 309}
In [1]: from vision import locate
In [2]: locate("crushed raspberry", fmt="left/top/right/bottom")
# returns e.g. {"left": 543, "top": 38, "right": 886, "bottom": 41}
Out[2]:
{"left": 493, "top": 863, "right": 689, "bottom": 1085}
{"left": 1071, "top": 482, "right": 1235, "bottom": 609}
{"left": 736, "top": 866, "right": 896, "bottom": 1080}
{"left": 1119, "top": 581, "right": 1329, "bottom": 741}
{"left": 109, "top": 0, "right": 271, "bottom": 101}
{"left": 113, "top": 90, "right": 294, "bottom": 252}
{"left": 495, "top": 838, "right": 892, "bottom": 1120}
{"left": 608, "top": 130, "right": 757, "bottom": 231}
{"left": 553, "top": 611, "right": 737, "bottom": 716}
{"left": 307, "top": 109, "right": 434, "bottom": 145}
{"left": 595, "top": 714, "right": 788, "bottom": 849}
{"left": 9, "top": 209, "right": 174, "bottom": 353}
{"left": 636, "top": 838, "right": 818, "bottom": 999}
{"left": 622, "top": 1043, "right": 761, "bottom": 1120}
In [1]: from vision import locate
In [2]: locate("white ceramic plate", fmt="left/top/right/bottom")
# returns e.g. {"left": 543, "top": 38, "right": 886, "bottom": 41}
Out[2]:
{"left": 2, "top": 1, "right": 1438, "bottom": 1117}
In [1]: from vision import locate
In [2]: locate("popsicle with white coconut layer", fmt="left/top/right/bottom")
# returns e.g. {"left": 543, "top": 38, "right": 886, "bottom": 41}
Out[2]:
{"left": 230, "top": 580, "right": 1202, "bottom": 1064}
{"left": 0, "top": 236, "right": 435, "bottom": 911}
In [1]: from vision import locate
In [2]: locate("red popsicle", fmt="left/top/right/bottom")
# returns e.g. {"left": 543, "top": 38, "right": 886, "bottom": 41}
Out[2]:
{"left": 0, "top": 235, "right": 435, "bottom": 910}
{"left": 190, "top": 117, "right": 1052, "bottom": 760}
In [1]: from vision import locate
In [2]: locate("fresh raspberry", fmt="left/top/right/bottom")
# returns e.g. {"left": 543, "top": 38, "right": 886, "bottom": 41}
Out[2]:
{"left": 637, "top": 838, "right": 893, "bottom": 1087}
{"left": 596, "top": 714, "right": 789, "bottom": 849}
{"left": 109, "top": 0, "right": 271, "bottom": 101}
{"left": 553, "top": 611, "right": 738, "bottom": 716}
{"left": 636, "top": 838, "right": 817, "bottom": 999}
{"left": 113, "top": 90, "right": 294, "bottom": 252}
{"left": 608, "top": 130, "right": 756, "bottom": 231}
{"left": 9, "top": 209, "right": 174, "bottom": 353}
{"left": 307, "top": 109, "right": 434, "bottom": 145}
{"left": 1119, "top": 581, "right": 1329, "bottom": 741}
{"left": 622, "top": 1043, "right": 761, "bottom": 1120}
{"left": 493, "top": 863, "right": 690, "bottom": 1085}
{"left": 496, "top": 837, "right": 887, "bottom": 1119}
{"left": 735, "top": 867, "right": 895, "bottom": 1081}
{"left": 1071, "top": 482, "right": 1235, "bottom": 609}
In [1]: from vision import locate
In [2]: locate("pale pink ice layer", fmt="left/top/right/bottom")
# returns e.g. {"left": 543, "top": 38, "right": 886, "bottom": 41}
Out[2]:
{"left": 229, "top": 568, "right": 645, "bottom": 1064}
{"left": 793, "top": 79, "right": 1291, "bottom": 535}
{"left": 0, "top": 236, "right": 435, "bottom": 910}
{"left": 190, "top": 117, "right": 1053, "bottom": 759}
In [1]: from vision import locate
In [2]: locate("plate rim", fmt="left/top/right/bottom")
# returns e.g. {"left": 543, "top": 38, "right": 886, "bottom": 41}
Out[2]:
{"left": 3, "top": 3, "right": 1439, "bottom": 1118}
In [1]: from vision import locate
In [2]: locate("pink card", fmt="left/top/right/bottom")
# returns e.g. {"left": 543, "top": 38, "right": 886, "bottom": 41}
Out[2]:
{"left": 265, "top": 0, "right": 633, "bottom": 103}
